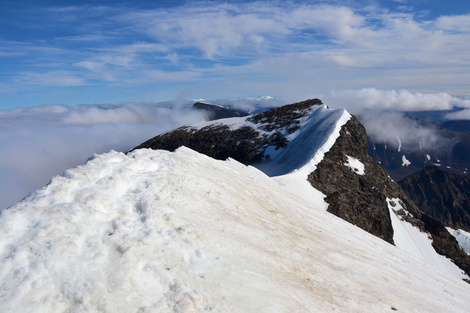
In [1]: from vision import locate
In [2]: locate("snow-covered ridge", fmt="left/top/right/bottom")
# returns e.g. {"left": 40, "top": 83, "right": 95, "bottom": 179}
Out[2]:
{"left": 1, "top": 147, "right": 469, "bottom": 312}
{"left": 257, "top": 105, "right": 351, "bottom": 177}
{"left": 133, "top": 100, "right": 351, "bottom": 178}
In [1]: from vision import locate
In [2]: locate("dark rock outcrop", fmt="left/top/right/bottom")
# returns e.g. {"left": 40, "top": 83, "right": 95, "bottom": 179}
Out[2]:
{"left": 131, "top": 99, "right": 322, "bottom": 163}
{"left": 307, "top": 116, "right": 418, "bottom": 244}
{"left": 399, "top": 165, "right": 470, "bottom": 232}
{"left": 192, "top": 102, "right": 249, "bottom": 120}
{"left": 307, "top": 116, "right": 470, "bottom": 275}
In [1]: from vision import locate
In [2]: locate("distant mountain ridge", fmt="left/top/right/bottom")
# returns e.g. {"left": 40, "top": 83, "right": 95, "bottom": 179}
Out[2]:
{"left": 399, "top": 165, "right": 470, "bottom": 232}
{"left": 442, "top": 120, "right": 470, "bottom": 133}
{"left": 192, "top": 102, "right": 249, "bottom": 120}
{"left": 363, "top": 115, "right": 470, "bottom": 181}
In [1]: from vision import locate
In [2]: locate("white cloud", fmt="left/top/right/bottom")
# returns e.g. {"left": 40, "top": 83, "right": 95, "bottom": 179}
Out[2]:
{"left": 436, "top": 14, "right": 470, "bottom": 32}
{"left": 16, "top": 71, "right": 87, "bottom": 86}
{"left": 323, "top": 88, "right": 468, "bottom": 113}
{"left": 359, "top": 112, "right": 457, "bottom": 153}
{"left": 445, "top": 109, "right": 470, "bottom": 120}
{"left": 4, "top": 2, "right": 470, "bottom": 103}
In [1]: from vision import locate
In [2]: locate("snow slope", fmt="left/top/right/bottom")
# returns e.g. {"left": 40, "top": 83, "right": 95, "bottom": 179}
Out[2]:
{"left": 1, "top": 147, "right": 469, "bottom": 312}
{"left": 387, "top": 198, "right": 466, "bottom": 279}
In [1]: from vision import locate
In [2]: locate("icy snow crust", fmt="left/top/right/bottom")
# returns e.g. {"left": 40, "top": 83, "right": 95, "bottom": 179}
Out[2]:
{"left": 1, "top": 148, "right": 470, "bottom": 312}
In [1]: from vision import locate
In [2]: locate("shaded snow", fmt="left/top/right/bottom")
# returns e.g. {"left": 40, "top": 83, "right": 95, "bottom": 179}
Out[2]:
{"left": 387, "top": 198, "right": 467, "bottom": 280}
{"left": 344, "top": 155, "right": 365, "bottom": 175}
{"left": 257, "top": 105, "right": 351, "bottom": 177}
{"left": 447, "top": 228, "right": 470, "bottom": 255}
{"left": 0, "top": 148, "right": 469, "bottom": 312}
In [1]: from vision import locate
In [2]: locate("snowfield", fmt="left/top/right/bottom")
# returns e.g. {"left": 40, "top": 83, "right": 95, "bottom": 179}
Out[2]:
{"left": 1, "top": 147, "right": 469, "bottom": 312}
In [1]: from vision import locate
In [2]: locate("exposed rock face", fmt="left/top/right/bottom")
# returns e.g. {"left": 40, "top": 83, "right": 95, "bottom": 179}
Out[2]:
{"left": 192, "top": 102, "right": 249, "bottom": 120}
{"left": 399, "top": 165, "right": 470, "bottom": 232}
{"left": 307, "top": 116, "right": 413, "bottom": 244}
{"left": 307, "top": 116, "right": 470, "bottom": 275}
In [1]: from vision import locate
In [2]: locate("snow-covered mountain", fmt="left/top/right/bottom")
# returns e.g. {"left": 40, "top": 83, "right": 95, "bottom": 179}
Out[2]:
{"left": 133, "top": 99, "right": 470, "bottom": 278}
{"left": 1, "top": 99, "right": 470, "bottom": 312}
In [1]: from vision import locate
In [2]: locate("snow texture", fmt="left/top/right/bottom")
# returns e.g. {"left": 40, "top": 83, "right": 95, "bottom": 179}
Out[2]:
{"left": 386, "top": 198, "right": 467, "bottom": 280}
{"left": 0, "top": 148, "right": 469, "bottom": 312}
{"left": 447, "top": 227, "right": 470, "bottom": 255}
{"left": 344, "top": 155, "right": 365, "bottom": 175}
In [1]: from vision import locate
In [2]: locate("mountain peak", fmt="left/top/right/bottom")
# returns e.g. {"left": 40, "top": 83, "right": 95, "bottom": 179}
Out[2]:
{"left": 133, "top": 99, "right": 470, "bottom": 278}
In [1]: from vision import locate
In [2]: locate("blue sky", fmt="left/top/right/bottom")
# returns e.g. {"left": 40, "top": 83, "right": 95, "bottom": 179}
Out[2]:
{"left": 2, "top": 0, "right": 470, "bottom": 209}
{"left": 1, "top": 0, "right": 470, "bottom": 109}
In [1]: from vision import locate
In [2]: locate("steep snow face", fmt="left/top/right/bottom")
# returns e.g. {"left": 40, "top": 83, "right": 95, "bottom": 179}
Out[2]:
{"left": 256, "top": 105, "right": 351, "bottom": 176}
{"left": 1, "top": 147, "right": 469, "bottom": 312}
{"left": 387, "top": 198, "right": 466, "bottom": 279}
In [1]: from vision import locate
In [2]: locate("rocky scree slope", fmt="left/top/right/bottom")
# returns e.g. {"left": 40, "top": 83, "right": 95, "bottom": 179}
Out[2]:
{"left": 133, "top": 99, "right": 470, "bottom": 277}
{"left": 399, "top": 165, "right": 470, "bottom": 233}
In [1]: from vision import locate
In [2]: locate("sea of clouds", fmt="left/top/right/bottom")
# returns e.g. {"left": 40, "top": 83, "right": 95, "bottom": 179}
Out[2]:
{"left": 1, "top": 89, "right": 470, "bottom": 210}
{"left": 0, "top": 101, "right": 209, "bottom": 209}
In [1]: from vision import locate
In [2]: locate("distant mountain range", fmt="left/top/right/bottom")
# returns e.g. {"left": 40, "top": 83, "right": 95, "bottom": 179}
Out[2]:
{"left": 399, "top": 165, "right": 470, "bottom": 233}
{"left": 442, "top": 120, "right": 470, "bottom": 133}
{"left": 192, "top": 101, "right": 249, "bottom": 120}
{"left": 362, "top": 115, "right": 470, "bottom": 181}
